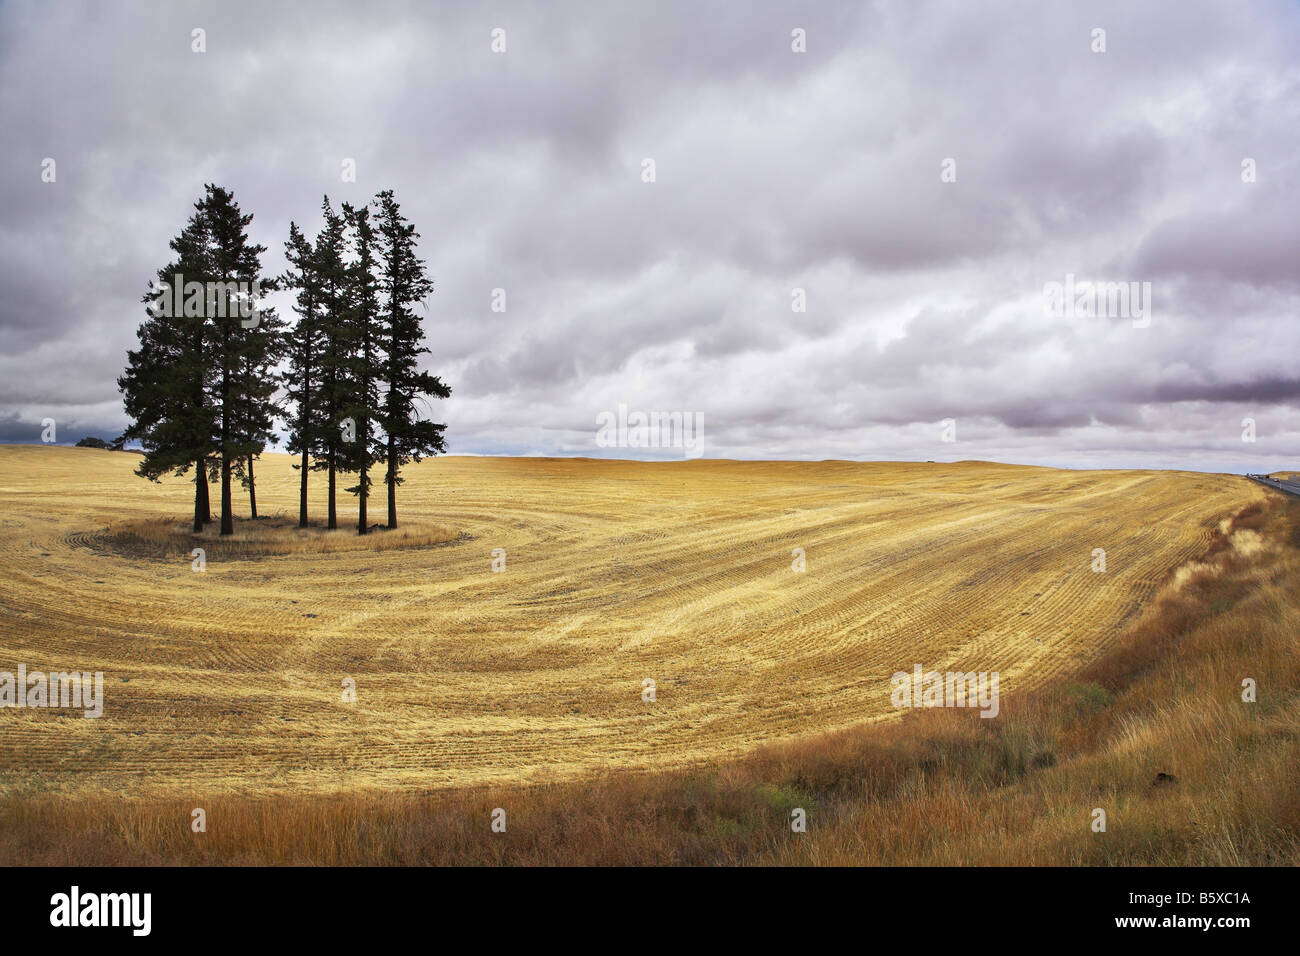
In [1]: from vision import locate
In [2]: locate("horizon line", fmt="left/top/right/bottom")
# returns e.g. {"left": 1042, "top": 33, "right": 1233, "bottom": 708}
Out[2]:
{"left": 3, "top": 441, "right": 1291, "bottom": 478}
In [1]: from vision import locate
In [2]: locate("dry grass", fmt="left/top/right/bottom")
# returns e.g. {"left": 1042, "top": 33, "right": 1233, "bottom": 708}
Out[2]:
{"left": 2, "top": 494, "right": 1295, "bottom": 865}
{"left": 0, "top": 446, "right": 1262, "bottom": 799}
{"left": 0, "top": 446, "right": 1294, "bottom": 864}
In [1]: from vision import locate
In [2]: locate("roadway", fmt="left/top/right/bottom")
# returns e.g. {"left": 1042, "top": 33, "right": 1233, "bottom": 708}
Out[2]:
{"left": 1247, "top": 474, "right": 1300, "bottom": 497}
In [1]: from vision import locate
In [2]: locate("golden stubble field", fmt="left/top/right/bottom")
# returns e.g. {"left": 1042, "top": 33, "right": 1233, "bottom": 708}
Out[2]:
{"left": 0, "top": 445, "right": 1265, "bottom": 798}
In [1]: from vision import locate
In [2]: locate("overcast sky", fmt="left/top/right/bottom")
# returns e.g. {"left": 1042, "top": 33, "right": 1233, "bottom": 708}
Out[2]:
{"left": 1, "top": 0, "right": 1297, "bottom": 471}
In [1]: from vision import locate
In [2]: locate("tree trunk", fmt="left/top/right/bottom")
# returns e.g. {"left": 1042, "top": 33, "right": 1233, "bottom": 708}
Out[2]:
{"left": 220, "top": 454, "right": 233, "bottom": 535}
{"left": 298, "top": 445, "right": 309, "bottom": 528}
{"left": 192, "top": 319, "right": 211, "bottom": 528}
{"left": 358, "top": 450, "right": 368, "bottom": 535}
{"left": 247, "top": 455, "right": 257, "bottom": 519}
{"left": 327, "top": 446, "right": 337, "bottom": 530}
{"left": 198, "top": 463, "right": 212, "bottom": 524}
{"left": 387, "top": 437, "right": 397, "bottom": 529}
{"left": 220, "top": 360, "right": 233, "bottom": 536}
{"left": 193, "top": 458, "right": 210, "bottom": 533}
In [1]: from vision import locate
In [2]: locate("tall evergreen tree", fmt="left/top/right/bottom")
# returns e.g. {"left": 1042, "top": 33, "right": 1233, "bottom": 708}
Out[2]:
{"left": 310, "top": 197, "right": 353, "bottom": 531}
{"left": 199, "top": 184, "right": 279, "bottom": 536}
{"left": 372, "top": 189, "right": 451, "bottom": 529}
{"left": 119, "top": 199, "right": 217, "bottom": 532}
{"left": 341, "top": 201, "right": 385, "bottom": 535}
{"left": 232, "top": 278, "right": 285, "bottom": 520}
{"left": 281, "top": 222, "right": 325, "bottom": 528}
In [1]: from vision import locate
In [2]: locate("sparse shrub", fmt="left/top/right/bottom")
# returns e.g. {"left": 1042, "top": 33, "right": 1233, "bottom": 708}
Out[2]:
{"left": 753, "top": 783, "right": 813, "bottom": 815}
{"left": 995, "top": 723, "right": 1058, "bottom": 780}
{"left": 707, "top": 815, "right": 744, "bottom": 839}
{"left": 1064, "top": 681, "right": 1113, "bottom": 714}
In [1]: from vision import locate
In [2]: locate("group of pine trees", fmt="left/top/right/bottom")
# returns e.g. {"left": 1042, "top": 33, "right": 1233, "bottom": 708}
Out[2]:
{"left": 119, "top": 184, "right": 450, "bottom": 536}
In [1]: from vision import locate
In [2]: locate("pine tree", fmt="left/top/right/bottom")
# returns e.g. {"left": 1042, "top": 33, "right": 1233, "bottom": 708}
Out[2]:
{"left": 310, "top": 197, "right": 353, "bottom": 531}
{"left": 281, "top": 222, "right": 325, "bottom": 528}
{"left": 341, "top": 201, "right": 385, "bottom": 534}
{"left": 232, "top": 280, "right": 285, "bottom": 520}
{"left": 199, "top": 184, "right": 278, "bottom": 536}
{"left": 118, "top": 199, "right": 217, "bottom": 532}
{"left": 372, "top": 189, "right": 451, "bottom": 529}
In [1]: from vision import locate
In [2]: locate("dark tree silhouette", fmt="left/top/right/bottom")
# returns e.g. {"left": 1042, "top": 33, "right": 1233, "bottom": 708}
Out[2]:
{"left": 341, "top": 201, "right": 385, "bottom": 534}
{"left": 119, "top": 199, "right": 217, "bottom": 532}
{"left": 372, "top": 189, "right": 451, "bottom": 529}
{"left": 309, "top": 197, "right": 353, "bottom": 531}
{"left": 232, "top": 275, "right": 285, "bottom": 520}
{"left": 281, "top": 221, "right": 325, "bottom": 528}
{"left": 199, "top": 185, "right": 279, "bottom": 536}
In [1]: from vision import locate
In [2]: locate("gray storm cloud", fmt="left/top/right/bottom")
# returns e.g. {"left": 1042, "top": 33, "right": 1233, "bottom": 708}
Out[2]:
{"left": 0, "top": 0, "right": 1297, "bottom": 472}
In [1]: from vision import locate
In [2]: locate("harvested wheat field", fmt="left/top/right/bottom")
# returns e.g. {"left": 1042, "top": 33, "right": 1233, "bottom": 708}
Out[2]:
{"left": 0, "top": 445, "right": 1266, "bottom": 798}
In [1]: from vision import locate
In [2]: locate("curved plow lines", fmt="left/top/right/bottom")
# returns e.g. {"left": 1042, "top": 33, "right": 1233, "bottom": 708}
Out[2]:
{"left": 0, "top": 446, "right": 1266, "bottom": 795}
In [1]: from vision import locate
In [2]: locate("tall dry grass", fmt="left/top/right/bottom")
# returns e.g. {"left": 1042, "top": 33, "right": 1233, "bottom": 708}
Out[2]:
{"left": 4, "top": 497, "right": 1297, "bottom": 865}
